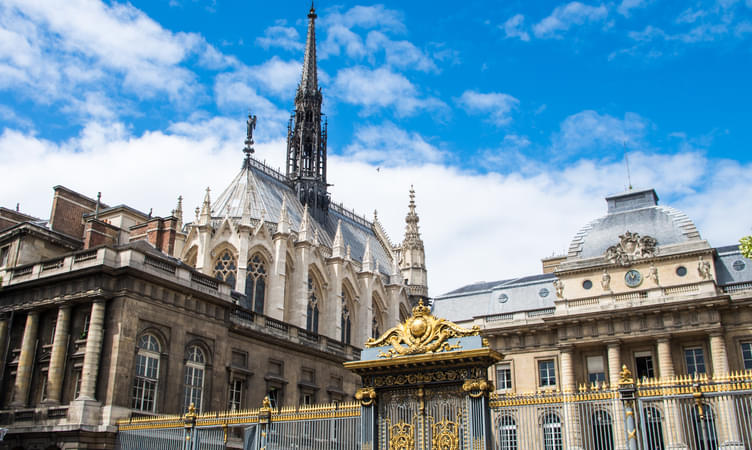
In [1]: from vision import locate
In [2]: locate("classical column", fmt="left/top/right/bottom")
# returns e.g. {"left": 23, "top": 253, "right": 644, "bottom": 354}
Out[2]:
{"left": 45, "top": 305, "right": 72, "bottom": 404}
{"left": 560, "top": 346, "right": 583, "bottom": 450}
{"left": 709, "top": 331, "right": 742, "bottom": 448}
{"left": 78, "top": 300, "right": 106, "bottom": 400}
{"left": 607, "top": 342, "right": 628, "bottom": 450}
{"left": 657, "top": 337, "right": 675, "bottom": 378}
{"left": 12, "top": 311, "right": 39, "bottom": 406}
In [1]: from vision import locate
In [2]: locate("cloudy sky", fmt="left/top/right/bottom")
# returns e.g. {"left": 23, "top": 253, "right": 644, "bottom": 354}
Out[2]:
{"left": 1, "top": 0, "right": 751, "bottom": 295}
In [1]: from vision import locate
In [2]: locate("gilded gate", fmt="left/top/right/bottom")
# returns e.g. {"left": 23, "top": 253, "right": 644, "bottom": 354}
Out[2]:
{"left": 345, "top": 300, "right": 502, "bottom": 450}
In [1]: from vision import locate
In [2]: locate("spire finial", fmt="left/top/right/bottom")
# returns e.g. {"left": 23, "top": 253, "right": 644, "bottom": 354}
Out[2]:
{"left": 309, "top": 2, "right": 316, "bottom": 18}
{"left": 243, "top": 113, "right": 257, "bottom": 167}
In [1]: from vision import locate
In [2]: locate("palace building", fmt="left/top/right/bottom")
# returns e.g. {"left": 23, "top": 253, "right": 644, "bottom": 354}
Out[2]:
{"left": 0, "top": 6, "right": 424, "bottom": 449}
{"left": 434, "top": 188, "right": 752, "bottom": 397}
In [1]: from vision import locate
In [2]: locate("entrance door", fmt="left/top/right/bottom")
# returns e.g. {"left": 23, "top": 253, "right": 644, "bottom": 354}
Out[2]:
{"left": 378, "top": 385, "right": 466, "bottom": 450}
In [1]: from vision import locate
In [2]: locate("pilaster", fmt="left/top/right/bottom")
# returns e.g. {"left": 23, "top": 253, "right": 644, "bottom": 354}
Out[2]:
{"left": 12, "top": 311, "right": 39, "bottom": 406}
{"left": 45, "top": 305, "right": 72, "bottom": 404}
{"left": 78, "top": 300, "right": 106, "bottom": 400}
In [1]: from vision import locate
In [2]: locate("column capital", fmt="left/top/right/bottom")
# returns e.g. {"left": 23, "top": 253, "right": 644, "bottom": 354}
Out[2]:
{"left": 604, "top": 339, "right": 621, "bottom": 348}
{"left": 708, "top": 327, "right": 725, "bottom": 338}
{"left": 656, "top": 336, "right": 672, "bottom": 344}
{"left": 558, "top": 344, "right": 575, "bottom": 353}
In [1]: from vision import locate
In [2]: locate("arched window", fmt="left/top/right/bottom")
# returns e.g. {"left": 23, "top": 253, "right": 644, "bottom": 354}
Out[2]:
{"left": 341, "top": 289, "right": 352, "bottom": 345}
{"left": 183, "top": 345, "right": 206, "bottom": 413}
{"left": 498, "top": 415, "right": 517, "bottom": 450}
{"left": 213, "top": 249, "right": 237, "bottom": 288}
{"left": 372, "top": 298, "right": 383, "bottom": 339}
{"left": 131, "top": 334, "right": 160, "bottom": 412}
{"left": 643, "top": 407, "right": 665, "bottom": 450}
{"left": 399, "top": 304, "right": 409, "bottom": 323}
{"left": 690, "top": 404, "right": 718, "bottom": 450}
{"left": 591, "top": 410, "right": 614, "bottom": 450}
{"left": 306, "top": 272, "right": 320, "bottom": 334}
{"left": 542, "top": 413, "right": 562, "bottom": 450}
{"left": 246, "top": 254, "right": 267, "bottom": 314}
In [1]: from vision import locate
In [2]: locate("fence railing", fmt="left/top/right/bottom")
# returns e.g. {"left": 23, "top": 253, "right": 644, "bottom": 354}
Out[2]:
{"left": 489, "top": 370, "right": 752, "bottom": 450}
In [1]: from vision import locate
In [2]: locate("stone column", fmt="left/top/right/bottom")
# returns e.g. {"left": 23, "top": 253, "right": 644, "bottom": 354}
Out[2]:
{"left": 12, "top": 311, "right": 39, "bottom": 406}
{"left": 709, "top": 331, "right": 742, "bottom": 448}
{"left": 657, "top": 338, "right": 675, "bottom": 378}
{"left": 607, "top": 342, "right": 628, "bottom": 450}
{"left": 78, "top": 300, "right": 106, "bottom": 400}
{"left": 45, "top": 305, "right": 72, "bottom": 404}
{"left": 560, "top": 347, "right": 583, "bottom": 450}
{"left": 657, "top": 337, "right": 685, "bottom": 448}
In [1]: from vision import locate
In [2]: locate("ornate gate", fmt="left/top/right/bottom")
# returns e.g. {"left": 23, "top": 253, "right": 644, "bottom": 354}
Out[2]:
{"left": 378, "top": 385, "right": 466, "bottom": 450}
{"left": 346, "top": 300, "right": 501, "bottom": 450}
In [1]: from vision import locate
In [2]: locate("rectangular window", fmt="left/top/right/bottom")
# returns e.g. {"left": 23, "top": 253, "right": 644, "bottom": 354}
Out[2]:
{"left": 587, "top": 356, "right": 606, "bottom": 384}
{"left": 538, "top": 359, "right": 556, "bottom": 387}
{"left": 268, "top": 386, "right": 281, "bottom": 409}
{"left": 496, "top": 363, "right": 512, "bottom": 390}
{"left": 302, "top": 392, "right": 314, "bottom": 405}
{"left": 635, "top": 351, "right": 655, "bottom": 380}
{"left": 742, "top": 342, "right": 752, "bottom": 370}
{"left": 685, "top": 347, "right": 706, "bottom": 375}
{"left": 229, "top": 379, "right": 243, "bottom": 411}
{"left": 73, "top": 369, "right": 82, "bottom": 399}
{"left": 0, "top": 246, "right": 9, "bottom": 267}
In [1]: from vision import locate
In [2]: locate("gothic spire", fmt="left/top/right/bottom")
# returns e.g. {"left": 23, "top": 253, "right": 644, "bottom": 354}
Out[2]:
{"left": 286, "top": 5, "right": 329, "bottom": 222}
{"left": 300, "top": 4, "right": 318, "bottom": 95}
{"left": 403, "top": 185, "right": 422, "bottom": 248}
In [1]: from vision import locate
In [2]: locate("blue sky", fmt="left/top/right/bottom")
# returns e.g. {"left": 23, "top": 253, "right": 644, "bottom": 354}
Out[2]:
{"left": 1, "top": 0, "right": 751, "bottom": 294}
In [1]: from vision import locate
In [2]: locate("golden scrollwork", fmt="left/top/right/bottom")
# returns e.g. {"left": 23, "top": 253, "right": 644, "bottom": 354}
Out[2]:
{"left": 355, "top": 387, "right": 376, "bottom": 406}
{"left": 366, "top": 300, "right": 479, "bottom": 358}
{"left": 374, "top": 368, "right": 485, "bottom": 388}
{"left": 390, "top": 421, "right": 415, "bottom": 449}
{"left": 619, "top": 364, "right": 634, "bottom": 385}
{"left": 462, "top": 378, "right": 494, "bottom": 398}
{"left": 431, "top": 418, "right": 459, "bottom": 450}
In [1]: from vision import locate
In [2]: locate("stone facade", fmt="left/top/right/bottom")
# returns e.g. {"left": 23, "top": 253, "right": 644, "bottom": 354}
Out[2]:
{"left": 434, "top": 189, "right": 752, "bottom": 398}
{"left": 0, "top": 6, "right": 426, "bottom": 449}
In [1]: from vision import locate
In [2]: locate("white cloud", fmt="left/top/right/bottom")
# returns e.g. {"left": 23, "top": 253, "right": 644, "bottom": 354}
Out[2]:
{"left": 502, "top": 14, "right": 531, "bottom": 41}
{"left": 1, "top": 121, "right": 750, "bottom": 296}
{"left": 617, "top": 0, "right": 649, "bottom": 17}
{"left": 553, "top": 110, "right": 649, "bottom": 154}
{"left": 256, "top": 24, "right": 304, "bottom": 51}
{"left": 321, "top": 5, "right": 406, "bottom": 34}
{"left": 533, "top": 2, "right": 609, "bottom": 38}
{"left": 457, "top": 90, "right": 519, "bottom": 126}
{"left": 333, "top": 66, "right": 446, "bottom": 116}
{"left": 365, "top": 31, "right": 437, "bottom": 72}
{"left": 343, "top": 122, "right": 445, "bottom": 166}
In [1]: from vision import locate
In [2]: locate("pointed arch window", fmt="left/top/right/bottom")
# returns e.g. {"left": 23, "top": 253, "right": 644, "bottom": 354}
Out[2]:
{"left": 371, "top": 299, "right": 382, "bottom": 339}
{"left": 246, "top": 254, "right": 267, "bottom": 314}
{"left": 213, "top": 249, "right": 237, "bottom": 288}
{"left": 131, "top": 334, "right": 161, "bottom": 412}
{"left": 341, "top": 289, "right": 352, "bottom": 345}
{"left": 306, "top": 273, "right": 320, "bottom": 334}
{"left": 183, "top": 345, "right": 206, "bottom": 413}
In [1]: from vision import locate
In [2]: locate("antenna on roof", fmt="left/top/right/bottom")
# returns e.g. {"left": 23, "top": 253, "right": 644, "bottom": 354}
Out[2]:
{"left": 624, "top": 141, "right": 633, "bottom": 191}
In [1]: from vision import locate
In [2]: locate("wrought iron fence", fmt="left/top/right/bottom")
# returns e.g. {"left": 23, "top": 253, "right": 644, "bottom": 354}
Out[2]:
{"left": 489, "top": 370, "right": 752, "bottom": 450}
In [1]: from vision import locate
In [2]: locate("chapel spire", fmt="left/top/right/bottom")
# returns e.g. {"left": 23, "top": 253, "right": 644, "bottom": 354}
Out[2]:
{"left": 286, "top": 5, "right": 329, "bottom": 222}
{"left": 399, "top": 186, "right": 428, "bottom": 304}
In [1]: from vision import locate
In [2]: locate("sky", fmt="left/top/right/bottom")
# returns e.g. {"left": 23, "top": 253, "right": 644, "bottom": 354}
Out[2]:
{"left": 1, "top": 0, "right": 751, "bottom": 296}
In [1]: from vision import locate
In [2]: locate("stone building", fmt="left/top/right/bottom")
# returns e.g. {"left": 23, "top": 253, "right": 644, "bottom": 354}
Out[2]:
{"left": 434, "top": 188, "right": 752, "bottom": 396}
{"left": 0, "top": 6, "right": 424, "bottom": 448}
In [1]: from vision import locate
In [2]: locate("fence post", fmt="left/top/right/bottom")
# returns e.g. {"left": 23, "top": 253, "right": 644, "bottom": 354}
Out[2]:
{"left": 257, "top": 396, "right": 272, "bottom": 450}
{"left": 184, "top": 403, "right": 197, "bottom": 450}
{"left": 356, "top": 387, "right": 377, "bottom": 450}
{"left": 617, "top": 365, "right": 638, "bottom": 450}
{"left": 692, "top": 382, "right": 711, "bottom": 450}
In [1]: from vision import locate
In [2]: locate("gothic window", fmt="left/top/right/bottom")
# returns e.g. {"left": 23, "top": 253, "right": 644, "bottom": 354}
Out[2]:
{"left": 183, "top": 345, "right": 206, "bottom": 413}
{"left": 306, "top": 272, "right": 320, "bottom": 334}
{"left": 341, "top": 289, "right": 351, "bottom": 345}
{"left": 213, "top": 249, "right": 237, "bottom": 288}
{"left": 399, "top": 304, "right": 409, "bottom": 323}
{"left": 131, "top": 334, "right": 161, "bottom": 412}
{"left": 541, "top": 413, "right": 563, "bottom": 450}
{"left": 372, "top": 298, "right": 383, "bottom": 339}
{"left": 246, "top": 254, "right": 267, "bottom": 314}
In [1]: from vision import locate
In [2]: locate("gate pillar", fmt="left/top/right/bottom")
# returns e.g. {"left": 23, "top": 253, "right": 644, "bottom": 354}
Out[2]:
{"left": 345, "top": 300, "right": 502, "bottom": 450}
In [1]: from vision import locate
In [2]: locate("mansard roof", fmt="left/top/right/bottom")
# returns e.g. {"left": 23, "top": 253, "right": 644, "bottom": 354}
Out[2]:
{"left": 202, "top": 156, "right": 394, "bottom": 276}
{"left": 567, "top": 188, "right": 701, "bottom": 260}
